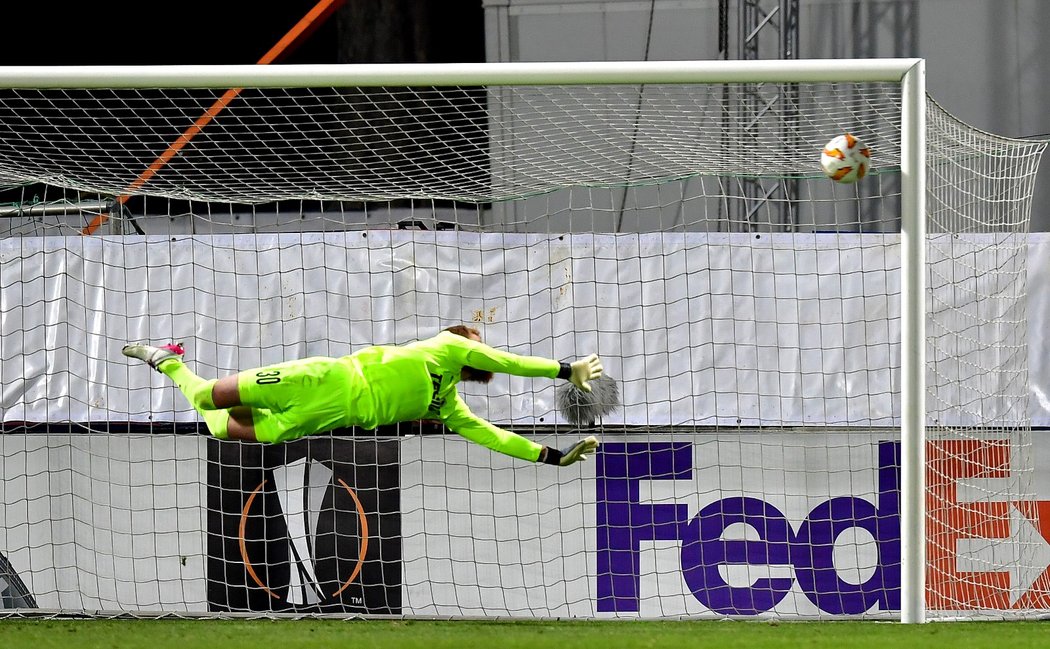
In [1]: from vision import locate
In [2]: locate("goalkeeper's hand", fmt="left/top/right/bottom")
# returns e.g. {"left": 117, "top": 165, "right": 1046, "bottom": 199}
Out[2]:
{"left": 542, "top": 435, "right": 600, "bottom": 466}
{"left": 569, "top": 354, "right": 603, "bottom": 393}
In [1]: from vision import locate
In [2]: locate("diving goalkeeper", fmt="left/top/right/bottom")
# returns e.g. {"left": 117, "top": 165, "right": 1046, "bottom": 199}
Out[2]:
{"left": 122, "top": 325, "right": 601, "bottom": 466}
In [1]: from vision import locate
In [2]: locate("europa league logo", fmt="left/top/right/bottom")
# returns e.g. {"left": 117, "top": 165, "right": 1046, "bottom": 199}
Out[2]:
{"left": 238, "top": 457, "right": 369, "bottom": 605}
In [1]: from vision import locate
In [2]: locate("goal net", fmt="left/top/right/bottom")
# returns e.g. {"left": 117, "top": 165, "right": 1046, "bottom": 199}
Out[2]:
{"left": 0, "top": 60, "right": 1047, "bottom": 621}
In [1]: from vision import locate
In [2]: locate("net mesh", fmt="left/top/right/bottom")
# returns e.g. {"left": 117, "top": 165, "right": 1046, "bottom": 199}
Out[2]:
{"left": 0, "top": 76, "right": 1047, "bottom": 619}
{"left": 0, "top": 83, "right": 906, "bottom": 203}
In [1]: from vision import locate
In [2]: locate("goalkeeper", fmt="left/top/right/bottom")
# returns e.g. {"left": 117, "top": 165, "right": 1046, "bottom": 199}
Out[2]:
{"left": 122, "top": 325, "right": 601, "bottom": 467}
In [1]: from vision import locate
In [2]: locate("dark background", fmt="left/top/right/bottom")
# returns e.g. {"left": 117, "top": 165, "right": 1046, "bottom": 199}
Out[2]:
{"left": 0, "top": 0, "right": 489, "bottom": 226}
{"left": 0, "top": 1, "right": 485, "bottom": 65}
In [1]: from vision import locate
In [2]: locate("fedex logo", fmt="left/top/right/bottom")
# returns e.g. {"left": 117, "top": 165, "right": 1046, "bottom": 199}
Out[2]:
{"left": 596, "top": 440, "right": 1050, "bottom": 616}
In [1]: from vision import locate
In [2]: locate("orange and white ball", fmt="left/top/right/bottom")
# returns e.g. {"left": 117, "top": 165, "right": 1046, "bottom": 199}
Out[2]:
{"left": 820, "top": 133, "right": 871, "bottom": 184}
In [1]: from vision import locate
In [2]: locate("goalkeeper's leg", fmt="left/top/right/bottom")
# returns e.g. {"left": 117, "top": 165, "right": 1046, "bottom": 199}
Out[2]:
{"left": 155, "top": 359, "right": 269, "bottom": 442}
{"left": 122, "top": 342, "right": 231, "bottom": 439}
{"left": 125, "top": 344, "right": 353, "bottom": 444}
{"left": 214, "top": 357, "right": 355, "bottom": 444}
{"left": 123, "top": 344, "right": 316, "bottom": 441}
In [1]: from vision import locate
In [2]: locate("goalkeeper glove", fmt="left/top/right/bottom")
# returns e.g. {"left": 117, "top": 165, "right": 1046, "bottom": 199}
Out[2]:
{"left": 568, "top": 353, "right": 603, "bottom": 392}
{"left": 540, "top": 436, "right": 600, "bottom": 466}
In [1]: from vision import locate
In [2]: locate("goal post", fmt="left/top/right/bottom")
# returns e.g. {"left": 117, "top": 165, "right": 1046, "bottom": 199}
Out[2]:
{"left": 0, "top": 59, "right": 925, "bottom": 88}
{"left": 899, "top": 58, "right": 926, "bottom": 625}
{"left": 0, "top": 59, "right": 1044, "bottom": 623}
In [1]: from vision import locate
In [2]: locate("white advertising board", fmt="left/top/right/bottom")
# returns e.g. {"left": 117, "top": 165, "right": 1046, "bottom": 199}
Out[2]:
{"left": 0, "top": 435, "right": 208, "bottom": 611}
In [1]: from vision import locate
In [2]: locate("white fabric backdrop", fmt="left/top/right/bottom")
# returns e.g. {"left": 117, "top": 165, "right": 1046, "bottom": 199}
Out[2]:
{"left": 1, "top": 231, "right": 1044, "bottom": 427}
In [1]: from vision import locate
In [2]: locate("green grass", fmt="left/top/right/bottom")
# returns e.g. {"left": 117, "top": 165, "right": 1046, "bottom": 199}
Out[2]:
{"left": 1, "top": 619, "right": 1049, "bottom": 649}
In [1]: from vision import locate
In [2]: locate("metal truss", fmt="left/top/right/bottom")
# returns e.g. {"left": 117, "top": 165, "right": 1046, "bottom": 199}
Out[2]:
{"left": 719, "top": 0, "right": 800, "bottom": 231}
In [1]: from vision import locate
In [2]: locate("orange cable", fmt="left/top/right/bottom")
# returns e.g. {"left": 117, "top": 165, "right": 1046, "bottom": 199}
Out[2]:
{"left": 82, "top": 0, "right": 346, "bottom": 234}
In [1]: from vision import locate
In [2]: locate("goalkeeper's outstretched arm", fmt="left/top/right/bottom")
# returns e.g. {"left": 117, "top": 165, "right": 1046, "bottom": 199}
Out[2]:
{"left": 440, "top": 391, "right": 597, "bottom": 466}
{"left": 436, "top": 328, "right": 605, "bottom": 392}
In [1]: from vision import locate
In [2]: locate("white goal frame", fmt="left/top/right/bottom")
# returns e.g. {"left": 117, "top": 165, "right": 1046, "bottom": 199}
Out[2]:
{"left": 0, "top": 58, "right": 929, "bottom": 623}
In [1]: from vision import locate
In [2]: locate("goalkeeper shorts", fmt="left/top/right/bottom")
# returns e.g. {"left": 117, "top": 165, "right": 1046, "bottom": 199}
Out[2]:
{"left": 235, "top": 356, "right": 360, "bottom": 443}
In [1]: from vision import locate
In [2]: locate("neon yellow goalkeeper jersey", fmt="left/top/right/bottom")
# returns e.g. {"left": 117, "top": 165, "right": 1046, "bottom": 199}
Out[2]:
{"left": 340, "top": 331, "right": 561, "bottom": 461}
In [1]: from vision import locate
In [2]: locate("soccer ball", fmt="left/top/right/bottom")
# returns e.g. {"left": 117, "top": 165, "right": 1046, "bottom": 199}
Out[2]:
{"left": 820, "top": 133, "right": 871, "bottom": 183}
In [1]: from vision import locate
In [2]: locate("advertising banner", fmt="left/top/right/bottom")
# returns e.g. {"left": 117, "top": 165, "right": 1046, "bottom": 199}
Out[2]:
{"left": 596, "top": 435, "right": 1050, "bottom": 616}
{"left": 403, "top": 432, "right": 1050, "bottom": 618}
{"left": 207, "top": 436, "right": 401, "bottom": 614}
{"left": 0, "top": 434, "right": 208, "bottom": 612}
